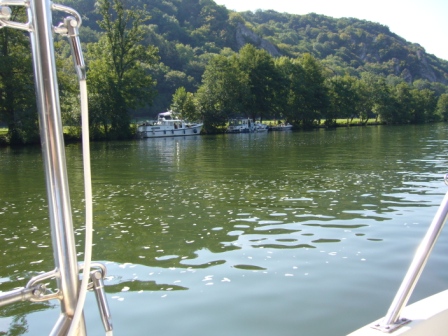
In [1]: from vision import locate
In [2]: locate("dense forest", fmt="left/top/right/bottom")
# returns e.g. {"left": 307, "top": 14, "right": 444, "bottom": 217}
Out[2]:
{"left": 1, "top": 0, "right": 448, "bottom": 144}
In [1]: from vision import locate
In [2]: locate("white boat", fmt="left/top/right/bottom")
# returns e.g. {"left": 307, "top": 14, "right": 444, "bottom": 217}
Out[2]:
{"left": 255, "top": 121, "right": 269, "bottom": 132}
{"left": 227, "top": 118, "right": 256, "bottom": 133}
{"left": 137, "top": 111, "right": 203, "bottom": 138}
{"left": 348, "top": 182, "right": 448, "bottom": 336}
{"left": 227, "top": 119, "right": 269, "bottom": 133}
{"left": 269, "top": 123, "right": 292, "bottom": 131}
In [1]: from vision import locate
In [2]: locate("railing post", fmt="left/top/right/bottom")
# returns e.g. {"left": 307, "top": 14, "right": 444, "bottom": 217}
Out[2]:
{"left": 29, "top": 0, "right": 86, "bottom": 334}
{"left": 375, "top": 190, "right": 448, "bottom": 332}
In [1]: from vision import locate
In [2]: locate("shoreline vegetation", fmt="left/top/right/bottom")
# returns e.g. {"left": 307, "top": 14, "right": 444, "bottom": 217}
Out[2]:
{"left": 2, "top": 1, "right": 447, "bottom": 147}
{"left": 0, "top": 119, "right": 439, "bottom": 148}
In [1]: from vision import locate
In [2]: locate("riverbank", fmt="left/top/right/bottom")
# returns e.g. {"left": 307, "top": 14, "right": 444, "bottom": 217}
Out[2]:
{"left": 0, "top": 119, "right": 441, "bottom": 147}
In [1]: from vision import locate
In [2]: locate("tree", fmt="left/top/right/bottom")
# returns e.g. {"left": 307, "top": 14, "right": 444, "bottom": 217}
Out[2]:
{"left": 237, "top": 44, "right": 282, "bottom": 122}
{"left": 87, "top": 0, "right": 158, "bottom": 139}
{"left": 352, "top": 78, "right": 373, "bottom": 125}
{"left": 393, "top": 82, "right": 412, "bottom": 124}
{"left": 436, "top": 93, "right": 448, "bottom": 121}
{"left": 196, "top": 54, "right": 249, "bottom": 132}
{"left": 360, "top": 73, "right": 393, "bottom": 123}
{"left": 298, "top": 53, "right": 329, "bottom": 128}
{"left": 0, "top": 7, "right": 38, "bottom": 145}
{"left": 274, "top": 56, "right": 306, "bottom": 125}
{"left": 326, "top": 75, "right": 359, "bottom": 126}
{"left": 171, "top": 87, "right": 197, "bottom": 121}
{"left": 410, "top": 88, "right": 437, "bottom": 124}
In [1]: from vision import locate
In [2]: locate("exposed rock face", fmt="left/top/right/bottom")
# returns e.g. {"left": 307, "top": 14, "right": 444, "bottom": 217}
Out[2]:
{"left": 233, "top": 22, "right": 447, "bottom": 85}
{"left": 390, "top": 50, "right": 444, "bottom": 84}
{"left": 415, "top": 50, "right": 438, "bottom": 82}
{"left": 235, "top": 23, "right": 281, "bottom": 57}
{"left": 401, "top": 68, "right": 413, "bottom": 83}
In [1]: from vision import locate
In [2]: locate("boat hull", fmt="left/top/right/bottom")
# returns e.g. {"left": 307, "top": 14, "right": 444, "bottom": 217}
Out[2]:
{"left": 227, "top": 118, "right": 256, "bottom": 133}
{"left": 348, "top": 290, "right": 448, "bottom": 336}
{"left": 137, "top": 124, "right": 203, "bottom": 138}
{"left": 270, "top": 125, "right": 292, "bottom": 131}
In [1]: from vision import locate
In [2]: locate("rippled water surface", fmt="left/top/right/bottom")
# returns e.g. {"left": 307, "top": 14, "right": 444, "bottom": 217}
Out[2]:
{"left": 1, "top": 124, "right": 448, "bottom": 335}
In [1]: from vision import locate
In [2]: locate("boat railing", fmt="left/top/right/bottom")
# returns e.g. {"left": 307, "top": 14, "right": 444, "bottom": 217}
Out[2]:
{"left": 0, "top": 0, "right": 112, "bottom": 334}
{"left": 372, "top": 175, "right": 448, "bottom": 333}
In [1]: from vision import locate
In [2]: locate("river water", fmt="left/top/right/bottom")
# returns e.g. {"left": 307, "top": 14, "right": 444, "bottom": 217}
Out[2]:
{"left": 1, "top": 124, "right": 448, "bottom": 335}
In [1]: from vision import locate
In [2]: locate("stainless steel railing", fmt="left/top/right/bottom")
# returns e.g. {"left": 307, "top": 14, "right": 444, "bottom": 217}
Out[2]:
{"left": 0, "top": 0, "right": 111, "bottom": 334}
{"left": 373, "top": 178, "right": 448, "bottom": 333}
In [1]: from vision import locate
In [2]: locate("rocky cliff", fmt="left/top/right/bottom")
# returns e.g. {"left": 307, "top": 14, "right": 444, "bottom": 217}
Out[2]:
{"left": 235, "top": 23, "right": 281, "bottom": 57}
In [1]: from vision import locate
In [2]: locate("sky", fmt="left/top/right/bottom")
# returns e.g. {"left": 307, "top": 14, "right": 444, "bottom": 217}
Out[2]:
{"left": 214, "top": 0, "right": 448, "bottom": 61}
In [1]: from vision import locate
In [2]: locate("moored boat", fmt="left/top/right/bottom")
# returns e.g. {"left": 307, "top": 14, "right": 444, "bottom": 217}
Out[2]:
{"left": 227, "top": 119, "right": 269, "bottom": 133}
{"left": 227, "top": 118, "right": 255, "bottom": 133}
{"left": 137, "top": 111, "right": 203, "bottom": 138}
{"left": 269, "top": 123, "right": 292, "bottom": 131}
{"left": 255, "top": 121, "right": 269, "bottom": 132}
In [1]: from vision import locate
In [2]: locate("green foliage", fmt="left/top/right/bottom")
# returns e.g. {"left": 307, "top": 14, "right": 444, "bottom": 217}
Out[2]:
{"left": 237, "top": 45, "right": 282, "bottom": 121}
{"left": 326, "top": 75, "right": 359, "bottom": 126}
{"left": 196, "top": 54, "right": 249, "bottom": 132}
{"left": 87, "top": 0, "right": 158, "bottom": 140}
{"left": 67, "top": 0, "right": 448, "bottom": 120}
{"left": 3, "top": 0, "right": 448, "bottom": 146}
{"left": 274, "top": 56, "right": 306, "bottom": 123}
{"left": 436, "top": 94, "right": 448, "bottom": 121}
{"left": 0, "top": 7, "right": 39, "bottom": 145}
{"left": 192, "top": 46, "right": 442, "bottom": 129}
{"left": 171, "top": 87, "right": 197, "bottom": 121}
{"left": 296, "top": 53, "right": 329, "bottom": 128}
{"left": 410, "top": 88, "right": 438, "bottom": 123}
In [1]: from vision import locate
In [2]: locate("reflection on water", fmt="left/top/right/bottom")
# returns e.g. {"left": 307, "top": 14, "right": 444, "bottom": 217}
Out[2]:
{"left": 1, "top": 124, "right": 448, "bottom": 335}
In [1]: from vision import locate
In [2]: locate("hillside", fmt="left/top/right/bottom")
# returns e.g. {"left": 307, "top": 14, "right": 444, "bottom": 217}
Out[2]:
{"left": 240, "top": 11, "right": 447, "bottom": 82}
{"left": 64, "top": 0, "right": 448, "bottom": 115}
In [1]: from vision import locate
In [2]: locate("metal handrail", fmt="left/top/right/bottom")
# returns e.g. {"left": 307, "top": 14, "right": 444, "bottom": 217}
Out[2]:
{"left": 374, "top": 186, "right": 448, "bottom": 332}
{"left": 1, "top": 0, "right": 86, "bottom": 333}
{"left": 29, "top": 0, "right": 86, "bottom": 333}
{"left": 1, "top": 0, "right": 114, "bottom": 334}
